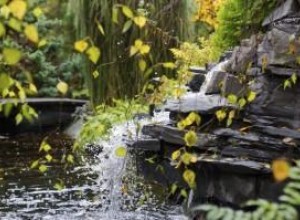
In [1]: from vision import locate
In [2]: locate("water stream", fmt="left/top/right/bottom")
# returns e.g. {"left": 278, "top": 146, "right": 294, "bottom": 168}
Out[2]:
{"left": 0, "top": 112, "right": 187, "bottom": 220}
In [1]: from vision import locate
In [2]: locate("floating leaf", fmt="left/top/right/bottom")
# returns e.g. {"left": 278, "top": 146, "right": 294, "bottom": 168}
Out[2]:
{"left": 184, "top": 130, "right": 198, "bottom": 147}
{"left": 272, "top": 159, "right": 290, "bottom": 182}
{"left": 122, "top": 20, "right": 133, "bottom": 33}
{"left": 247, "top": 91, "right": 256, "bottom": 102}
{"left": 115, "top": 146, "right": 127, "bottom": 158}
{"left": 56, "top": 81, "right": 68, "bottom": 95}
{"left": 138, "top": 59, "right": 147, "bottom": 72}
{"left": 39, "top": 165, "right": 48, "bottom": 173}
{"left": 8, "top": 17, "right": 22, "bottom": 32}
{"left": 183, "top": 169, "right": 196, "bottom": 188}
{"left": 9, "top": 0, "right": 27, "bottom": 20}
{"left": 86, "top": 46, "right": 100, "bottom": 64}
{"left": 3, "top": 48, "right": 22, "bottom": 65}
{"left": 24, "top": 24, "right": 39, "bottom": 43}
{"left": 122, "top": 5, "right": 133, "bottom": 19}
{"left": 215, "top": 110, "right": 227, "bottom": 122}
{"left": 74, "top": 40, "right": 88, "bottom": 53}
{"left": 0, "top": 22, "right": 5, "bottom": 37}
{"left": 133, "top": 16, "right": 146, "bottom": 28}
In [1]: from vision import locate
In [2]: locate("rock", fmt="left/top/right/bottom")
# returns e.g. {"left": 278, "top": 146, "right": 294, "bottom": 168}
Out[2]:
{"left": 164, "top": 93, "right": 236, "bottom": 114}
{"left": 142, "top": 124, "right": 218, "bottom": 149}
{"left": 266, "top": 65, "right": 300, "bottom": 76}
{"left": 127, "top": 137, "right": 161, "bottom": 152}
{"left": 221, "top": 74, "right": 247, "bottom": 97}
{"left": 257, "top": 28, "right": 300, "bottom": 67}
{"left": 189, "top": 66, "right": 207, "bottom": 74}
{"left": 187, "top": 73, "right": 206, "bottom": 92}
{"left": 225, "top": 35, "right": 259, "bottom": 74}
{"left": 262, "top": 0, "right": 300, "bottom": 28}
{"left": 204, "top": 71, "right": 228, "bottom": 94}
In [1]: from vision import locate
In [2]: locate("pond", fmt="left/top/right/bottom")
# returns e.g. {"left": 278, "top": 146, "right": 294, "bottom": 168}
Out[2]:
{"left": 0, "top": 120, "right": 187, "bottom": 220}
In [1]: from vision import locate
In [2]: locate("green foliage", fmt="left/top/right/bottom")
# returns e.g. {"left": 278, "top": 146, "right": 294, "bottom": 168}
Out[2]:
{"left": 74, "top": 99, "right": 147, "bottom": 149}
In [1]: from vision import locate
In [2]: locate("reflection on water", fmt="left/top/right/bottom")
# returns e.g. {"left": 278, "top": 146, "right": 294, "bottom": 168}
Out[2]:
{"left": 0, "top": 118, "right": 187, "bottom": 220}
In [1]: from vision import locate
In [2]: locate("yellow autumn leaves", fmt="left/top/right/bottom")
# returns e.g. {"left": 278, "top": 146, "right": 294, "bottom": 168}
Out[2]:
{"left": 194, "top": 0, "right": 224, "bottom": 29}
{"left": 74, "top": 39, "right": 101, "bottom": 64}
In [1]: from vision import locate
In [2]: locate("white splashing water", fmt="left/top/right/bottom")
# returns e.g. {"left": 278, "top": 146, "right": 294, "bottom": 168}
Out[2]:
{"left": 199, "top": 61, "right": 228, "bottom": 94}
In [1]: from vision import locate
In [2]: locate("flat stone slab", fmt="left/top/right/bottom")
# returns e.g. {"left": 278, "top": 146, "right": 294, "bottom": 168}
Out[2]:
{"left": 126, "top": 137, "right": 161, "bottom": 152}
{"left": 142, "top": 124, "right": 217, "bottom": 149}
{"left": 164, "top": 93, "right": 235, "bottom": 114}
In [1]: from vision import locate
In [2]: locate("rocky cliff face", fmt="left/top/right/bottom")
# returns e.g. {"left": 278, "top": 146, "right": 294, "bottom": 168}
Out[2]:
{"left": 129, "top": 0, "right": 300, "bottom": 207}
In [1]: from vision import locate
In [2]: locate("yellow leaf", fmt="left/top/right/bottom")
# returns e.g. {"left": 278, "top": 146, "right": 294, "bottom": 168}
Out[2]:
{"left": 9, "top": 0, "right": 27, "bottom": 20}
{"left": 112, "top": 7, "right": 119, "bottom": 24}
{"left": 181, "top": 152, "right": 192, "bottom": 165}
{"left": 0, "top": 0, "right": 8, "bottom": 6}
{"left": 134, "top": 39, "right": 143, "bottom": 49}
{"left": 122, "top": 5, "right": 134, "bottom": 19}
{"left": 74, "top": 40, "right": 88, "bottom": 53}
{"left": 38, "top": 39, "right": 47, "bottom": 48}
{"left": 138, "top": 59, "right": 147, "bottom": 72}
{"left": 24, "top": 24, "right": 39, "bottom": 43}
{"left": 171, "top": 150, "right": 181, "bottom": 161}
{"left": 133, "top": 16, "right": 146, "bottom": 28}
{"left": 140, "top": 44, "right": 150, "bottom": 55}
{"left": 8, "top": 17, "right": 22, "bottom": 32}
{"left": 227, "top": 94, "right": 237, "bottom": 104}
{"left": 15, "top": 113, "right": 23, "bottom": 125}
{"left": 0, "top": 5, "right": 10, "bottom": 18}
{"left": 115, "top": 146, "right": 127, "bottom": 158}
{"left": 29, "top": 83, "right": 37, "bottom": 94}
{"left": 92, "top": 70, "right": 99, "bottom": 78}
{"left": 56, "top": 81, "right": 68, "bottom": 95}
{"left": 33, "top": 7, "right": 43, "bottom": 18}
{"left": 215, "top": 109, "right": 227, "bottom": 122}
{"left": 96, "top": 21, "right": 105, "bottom": 35}
{"left": 272, "top": 159, "right": 290, "bottom": 182}
{"left": 184, "top": 130, "right": 198, "bottom": 147}
{"left": 45, "top": 154, "right": 52, "bottom": 162}
{"left": 122, "top": 20, "right": 133, "bottom": 33}
{"left": 130, "top": 46, "right": 138, "bottom": 57}
{"left": 183, "top": 169, "right": 196, "bottom": 188}
{"left": 86, "top": 46, "right": 101, "bottom": 64}
{"left": 39, "top": 165, "right": 48, "bottom": 173}
{"left": 177, "top": 121, "right": 185, "bottom": 130}
{"left": 3, "top": 48, "right": 22, "bottom": 65}
{"left": 162, "top": 62, "right": 176, "bottom": 69}
{"left": 247, "top": 91, "right": 256, "bottom": 102}
{"left": 185, "top": 112, "right": 201, "bottom": 126}
{"left": 0, "top": 22, "right": 5, "bottom": 37}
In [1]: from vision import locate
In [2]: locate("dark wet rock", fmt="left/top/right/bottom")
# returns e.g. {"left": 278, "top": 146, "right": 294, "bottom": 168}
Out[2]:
{"left": 266, "top": 65, "right": 300, "bottom": 76}
{"left": 142, "top": 124, "right": 218, "bottom": 149}
{"left": 164, "top": 94, "right": 235, "bottom": 114}
{"left": 257, "top": 28, "right": 300, "bottom": 67}
{"left": 262, "top": 0, "right": 300, "bottom": 28}
{"left": 127, "top": 137, "right": 161, "bottom": 152}
{"left": 204, "top": 71, "right": 227, "bottom": 94}
{"left": 254, "top": 126, "right": 300, "bottom": 140}
{"left": 221, "top": 74, "right": 247, "bottom": 96}
{"left": 187, "top": 73, "right": 206, "bottom": 92}
{"left": 225, "top": 36, "right": 260, "bottom": 74}
{"left": 246, "top": 67, "right": 263, "bottom": 76}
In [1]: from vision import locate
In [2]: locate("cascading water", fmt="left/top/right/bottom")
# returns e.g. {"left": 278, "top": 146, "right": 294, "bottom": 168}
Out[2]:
{"left": 199, "top": 60, "right": 228, "bottom": 94}
{"left": 0, "top": 111, "right": 187, "bottom": 220}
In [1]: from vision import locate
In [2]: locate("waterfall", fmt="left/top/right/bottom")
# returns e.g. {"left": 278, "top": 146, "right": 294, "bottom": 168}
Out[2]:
{"left": 199, "top": 60, "right": 228, "bottom": 94}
